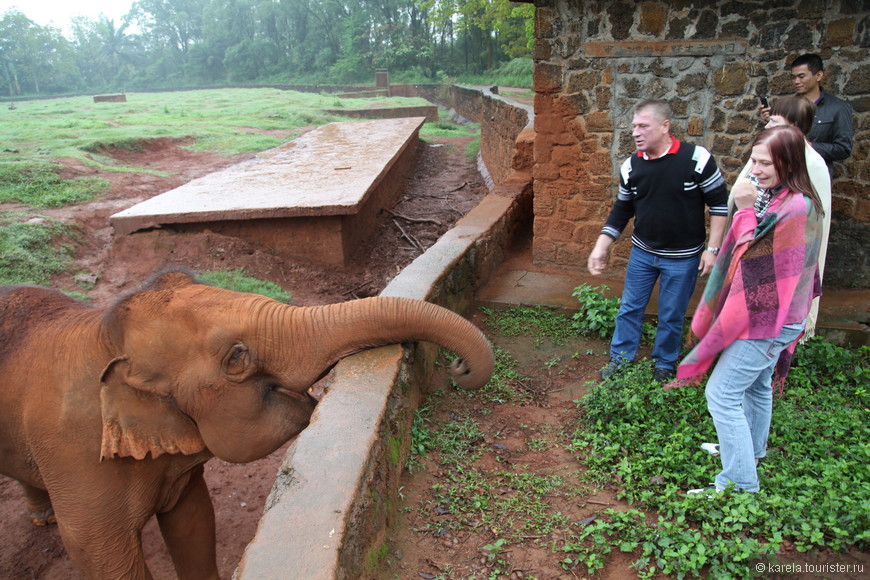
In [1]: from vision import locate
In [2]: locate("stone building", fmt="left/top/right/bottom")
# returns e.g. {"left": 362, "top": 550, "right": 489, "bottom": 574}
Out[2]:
{"left": 528, "top": 0, "right": 869, "bottom": 288}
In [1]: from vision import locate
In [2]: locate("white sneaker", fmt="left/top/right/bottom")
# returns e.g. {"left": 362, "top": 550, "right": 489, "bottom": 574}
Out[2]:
{"left": 687, "top": 485, "right": 723, "bottom": 498}
{"left": 700, "top": 442, "right": 720, "bottom": 456}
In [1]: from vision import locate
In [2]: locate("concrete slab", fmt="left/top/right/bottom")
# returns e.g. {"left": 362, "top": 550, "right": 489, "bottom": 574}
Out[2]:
{"left": 110, "top": 117, "right": 426, "bottom": 265}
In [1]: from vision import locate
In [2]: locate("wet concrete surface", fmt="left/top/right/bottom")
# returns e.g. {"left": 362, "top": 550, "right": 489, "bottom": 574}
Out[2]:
{"left": 110, "top": 117, "right": 426, "bottom": 235}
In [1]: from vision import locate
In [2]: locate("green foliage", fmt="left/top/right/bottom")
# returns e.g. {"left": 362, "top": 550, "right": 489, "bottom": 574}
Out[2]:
{"left": 1, "top": 1, "right": 533, "bottom": 97}
{"left": 196, "top": 268, "right": 291, "bottom": 303}
{"left": 464, "top": 138, "right": 480, "bottom": 162}
{"left": 0, "top": 161, "right": 109, "bottom": 207}
{"left": 571, "top": 283, "right": 620, "bottom": 339}
{"left": 482, "top": 305, "right": 578, "bottom": 346}
{"left": 565, "top": 340, "right": 870, "bottom": 577}
{"left": 457, "top": 58, "right": 533, "bottom": 88}
{"left": 0, "top": 212, "right": 78, "bottom": 285}
{"left": 419, "top": 119, "right": 479, "bottom": 139}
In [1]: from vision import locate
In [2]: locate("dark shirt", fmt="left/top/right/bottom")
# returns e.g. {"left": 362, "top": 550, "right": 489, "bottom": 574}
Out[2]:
{"left": 807, "top": 89, "right": 853, "bottom": 171}
{"left": 602, "top": 138, "right": 729, "bottom": 258}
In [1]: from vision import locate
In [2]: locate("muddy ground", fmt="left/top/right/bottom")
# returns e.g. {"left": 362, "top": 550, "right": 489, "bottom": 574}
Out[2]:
{"left": 0, "top": 131, "right": 490, "bottom": 579}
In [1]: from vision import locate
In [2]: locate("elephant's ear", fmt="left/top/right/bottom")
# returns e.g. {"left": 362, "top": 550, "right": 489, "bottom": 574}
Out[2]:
{"left": 99, "top": 357, "right": 207, "bottom": 461}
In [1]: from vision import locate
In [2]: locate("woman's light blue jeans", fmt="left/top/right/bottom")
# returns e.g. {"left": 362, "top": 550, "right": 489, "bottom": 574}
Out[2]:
{"left": 610, "top": 247, "right": 700, "bottom": 371}
{"left": 704, "top": 321, "right": 806, "bottom": 492}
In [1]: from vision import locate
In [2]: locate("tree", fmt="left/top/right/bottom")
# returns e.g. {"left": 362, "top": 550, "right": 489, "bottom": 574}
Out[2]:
{"left": 70, "top": 15, "right": 141, "bottom": 90}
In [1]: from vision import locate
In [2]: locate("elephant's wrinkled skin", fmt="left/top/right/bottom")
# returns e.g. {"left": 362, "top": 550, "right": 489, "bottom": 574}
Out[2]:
{"left": 0, "top": 271, "right": 493, "bottom": 579}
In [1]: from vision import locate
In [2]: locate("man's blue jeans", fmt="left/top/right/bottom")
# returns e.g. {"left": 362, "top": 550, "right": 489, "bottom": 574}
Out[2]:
{"left": 610, "top": 247, "right": 699, "bottom": 370}
{"left": 705, "top": 322, "right": 805, "bottom": 493}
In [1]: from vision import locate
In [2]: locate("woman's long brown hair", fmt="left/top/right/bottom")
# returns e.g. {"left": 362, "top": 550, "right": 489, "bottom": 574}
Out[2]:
{"left": 752, "top": 125, "right": 825, "bottom": 216}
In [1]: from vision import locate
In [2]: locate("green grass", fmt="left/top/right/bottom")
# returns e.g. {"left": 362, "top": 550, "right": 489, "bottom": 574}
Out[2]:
{"left": 0, "top": 212, "right": 79, "bottom": 285}
{"left": 0, "top": 161, "right": 109, "bottom": 207}
{"left": 482, "top": 304, "right": 578, "bottom": 346}
{"left": 419, "top": 119, "right": 479, "bottom": 139}
{"left": 196, "top": 268, "right": 291, "bottom": 303}
{"left": 454, "top": 58, "right": 534, "bottom": 89}
{"left": 3, "top": 88, "right": 433, "bottom": 172}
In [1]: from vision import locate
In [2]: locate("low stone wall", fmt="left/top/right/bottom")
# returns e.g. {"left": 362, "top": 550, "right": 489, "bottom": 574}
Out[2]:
{"left": 411, "top": 83, "right": 534, "bottom": 186}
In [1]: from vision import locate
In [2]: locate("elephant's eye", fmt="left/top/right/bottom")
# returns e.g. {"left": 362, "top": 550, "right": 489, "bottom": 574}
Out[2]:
{"left": 223, "top": 343, "right": 252, "bottom": 376}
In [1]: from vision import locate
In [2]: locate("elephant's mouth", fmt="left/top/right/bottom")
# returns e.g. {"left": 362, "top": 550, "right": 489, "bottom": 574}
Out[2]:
{"left": 271, "top": 383, "right": 321, "bottom": 404}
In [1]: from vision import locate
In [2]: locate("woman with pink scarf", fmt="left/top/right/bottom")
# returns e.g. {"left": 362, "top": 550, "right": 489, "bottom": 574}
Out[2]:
{"left": 672, "top": 125, "right": 824, "bottom": 495}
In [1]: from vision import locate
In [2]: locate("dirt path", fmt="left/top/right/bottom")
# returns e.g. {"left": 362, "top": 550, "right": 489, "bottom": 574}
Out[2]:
{"left": 0, "top": 132, "right": 487, "bottom": 579}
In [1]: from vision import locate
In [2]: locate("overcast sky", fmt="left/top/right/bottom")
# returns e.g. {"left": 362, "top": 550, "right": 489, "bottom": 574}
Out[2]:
{"left": 1, "top": 0, "right": 134, "bottom": 31}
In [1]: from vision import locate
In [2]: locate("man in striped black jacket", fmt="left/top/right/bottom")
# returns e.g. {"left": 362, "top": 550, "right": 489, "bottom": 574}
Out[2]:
{"left": 587, "top": 99, "right": 728, "bottom": 383}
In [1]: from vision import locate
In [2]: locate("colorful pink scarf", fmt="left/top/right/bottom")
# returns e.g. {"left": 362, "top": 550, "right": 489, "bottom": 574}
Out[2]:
{"left": 670, "top": 189, "right": 822, "bottom": 390}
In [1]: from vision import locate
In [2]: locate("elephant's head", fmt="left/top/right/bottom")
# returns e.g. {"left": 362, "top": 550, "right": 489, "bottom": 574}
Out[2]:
{"left": 98, "top": 271, "right": 493, "bottom": 463}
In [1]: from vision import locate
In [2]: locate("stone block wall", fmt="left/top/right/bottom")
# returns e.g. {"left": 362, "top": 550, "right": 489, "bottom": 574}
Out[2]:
{"left": 532, "top": 0, "right": 869, "bottom": 288}
{"left": 412, "top": 84, "right": 534, "bottom": 186}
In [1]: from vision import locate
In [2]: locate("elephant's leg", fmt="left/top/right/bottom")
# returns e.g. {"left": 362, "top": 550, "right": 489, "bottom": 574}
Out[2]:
{"left": 43, "top": 474, "right": 154, "bottom": 579}
{"left": 157, "top": 466, "right": 220, "bottom": 580}
{"left": 55, "top": 516, "right": 152, "bottom": 580}
{"left": 19, "top": 482, "right": 56, "bottom": 526}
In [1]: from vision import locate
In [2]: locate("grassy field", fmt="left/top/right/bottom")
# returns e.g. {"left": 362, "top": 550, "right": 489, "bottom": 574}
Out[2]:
{"left": 1, "top": 88, "right": 436, "bottom": 167}
{"left": 0, "top": 88, "right": 479, "bottom": 287}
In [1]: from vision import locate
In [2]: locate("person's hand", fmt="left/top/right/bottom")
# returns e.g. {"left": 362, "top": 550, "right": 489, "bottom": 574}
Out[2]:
{"left": 699, "top": 251, "right": 716, "bottom": 276}
{"left": 759, "top": 104, "right": 770, "bottom": 122}
{"left": 732, "top": 179, "right": 758, "bottom": 210}
{"left": 587, "top": 246, "right": 608, "bottom": 275}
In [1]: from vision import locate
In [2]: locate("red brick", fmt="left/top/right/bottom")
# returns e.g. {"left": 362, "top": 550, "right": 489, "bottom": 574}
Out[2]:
{"left": 551, "top": 144, "right": 583, "bottom": 167}
{"left": 585, "top": 111, "right": 613, "bottom": 133}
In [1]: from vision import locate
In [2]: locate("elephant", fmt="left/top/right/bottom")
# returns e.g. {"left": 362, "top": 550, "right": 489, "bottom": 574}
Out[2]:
{"left": 0, "top": 270, "right": 493, "bottom": 579}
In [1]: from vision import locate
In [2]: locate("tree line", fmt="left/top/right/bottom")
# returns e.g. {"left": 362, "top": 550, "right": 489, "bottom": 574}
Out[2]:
{"left": 0, "top": 0, "right": 533, "bottom": 97}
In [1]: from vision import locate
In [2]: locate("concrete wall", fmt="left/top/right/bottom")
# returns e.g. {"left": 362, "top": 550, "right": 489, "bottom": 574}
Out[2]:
{"left": 531, "top": 0, "right": 870, "bottom": 288}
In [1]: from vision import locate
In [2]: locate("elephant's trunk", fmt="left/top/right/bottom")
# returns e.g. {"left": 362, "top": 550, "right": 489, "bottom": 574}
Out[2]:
{"left": 273, "top": 297, "right": 494, "bottom": 390}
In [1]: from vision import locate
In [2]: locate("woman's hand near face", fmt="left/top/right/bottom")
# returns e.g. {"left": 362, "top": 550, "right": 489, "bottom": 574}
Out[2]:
{"left": 732, "top": 179, "right": 758, "bottom": 210}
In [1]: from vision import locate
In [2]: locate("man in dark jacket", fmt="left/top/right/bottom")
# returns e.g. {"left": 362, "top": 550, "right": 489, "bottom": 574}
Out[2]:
{"left": 587, "top": 100, "right": 728, "bottom": 383}
{"left": 762, "top": 53, "right": 853, "bottom": 175}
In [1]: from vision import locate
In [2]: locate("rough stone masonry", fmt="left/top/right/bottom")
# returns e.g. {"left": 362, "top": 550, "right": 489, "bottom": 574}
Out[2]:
{"left": 530, "top": 0, "right": 869, "bottom": 289}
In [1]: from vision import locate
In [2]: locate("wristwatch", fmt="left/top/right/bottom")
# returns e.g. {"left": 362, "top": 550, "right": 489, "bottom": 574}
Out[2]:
{"left": 706, "top": 246, "right": 720, "bottom": 255}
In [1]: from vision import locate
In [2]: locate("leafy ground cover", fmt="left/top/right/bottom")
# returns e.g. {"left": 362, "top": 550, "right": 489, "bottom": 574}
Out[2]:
{"left": 377, "top": 302, "right": 870, "bottom": 579}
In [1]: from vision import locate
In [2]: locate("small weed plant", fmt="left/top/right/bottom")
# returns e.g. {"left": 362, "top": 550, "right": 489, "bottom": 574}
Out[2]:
{"left": 571, "top": 283, "right": 620, "bottom": 339}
